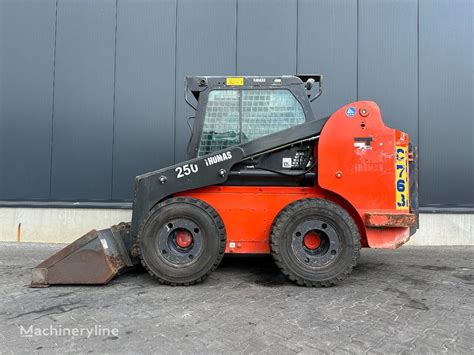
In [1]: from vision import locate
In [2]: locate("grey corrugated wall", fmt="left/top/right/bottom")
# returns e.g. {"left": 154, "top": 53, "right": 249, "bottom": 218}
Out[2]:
{"left": 0, "top": 0, "right": 472, "bottom": 209}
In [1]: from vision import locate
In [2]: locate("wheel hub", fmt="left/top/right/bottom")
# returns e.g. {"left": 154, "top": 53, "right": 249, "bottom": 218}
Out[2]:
{"left": 303, "top": 231, "right": 321, "bottom": 250}
{"left": 175, "top": 229, "right": 193, "bottom": 248}
{"left": 156, "top": 218, "right": 203, "bottom": 265}
{"left": 290, "top": 220, "right": 340, "bottom": 268}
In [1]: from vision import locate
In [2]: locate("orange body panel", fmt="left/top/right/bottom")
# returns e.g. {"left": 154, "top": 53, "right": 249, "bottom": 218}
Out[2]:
{"left": 178, "top": 101, "right": 414, "bottom": 253}
{"left": 318, "top": 101, "right": 412, "bottom": 248}
{"left": 177, "top": 186, "right": 326, "bottom": 253}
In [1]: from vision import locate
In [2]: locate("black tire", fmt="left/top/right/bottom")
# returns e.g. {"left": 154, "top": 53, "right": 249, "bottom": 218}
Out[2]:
{"left": 138, "top": 197, "right": 226, "bottom": 285}
{"left": 270, "top": 198, "right": 360, "bottom": 287}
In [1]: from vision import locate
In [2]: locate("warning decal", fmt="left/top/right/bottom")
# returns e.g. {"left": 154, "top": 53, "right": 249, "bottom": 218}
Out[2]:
{"left": 226, "top": 77, "right": 244, "bottom": 86}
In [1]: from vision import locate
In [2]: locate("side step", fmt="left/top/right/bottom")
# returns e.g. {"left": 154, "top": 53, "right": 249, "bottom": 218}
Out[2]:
{"left": 31, "top": 223, "right": 134, "bottom": 287}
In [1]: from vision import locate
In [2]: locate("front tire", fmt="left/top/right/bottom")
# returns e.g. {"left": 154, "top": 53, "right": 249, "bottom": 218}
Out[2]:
{"left": 138, "top": 197, "right": 226, "bottom": 285}
{"left": 270, "top": 198, "right": 360, "bottom": 287}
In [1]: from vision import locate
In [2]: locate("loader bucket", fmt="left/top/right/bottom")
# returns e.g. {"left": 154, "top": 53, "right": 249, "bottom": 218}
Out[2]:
{"left": 31, "top": 223, "right": 134, "bottom": 287}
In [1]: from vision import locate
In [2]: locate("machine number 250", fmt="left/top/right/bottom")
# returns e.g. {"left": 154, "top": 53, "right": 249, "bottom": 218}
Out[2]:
{"left": 175, "top": 164, "right": 198, "bottom": 179}
{"left": 395, "top": 146, "right": 409, "bottom": 210}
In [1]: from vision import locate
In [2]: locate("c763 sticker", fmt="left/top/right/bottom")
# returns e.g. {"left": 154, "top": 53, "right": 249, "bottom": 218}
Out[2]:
{"left": 395, "top": 146, "right": 409, "bottom": 210}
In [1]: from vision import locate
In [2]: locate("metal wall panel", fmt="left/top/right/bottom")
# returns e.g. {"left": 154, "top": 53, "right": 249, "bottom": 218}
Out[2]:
{"left": 112, "top": 0, "right": 176, "bottom": 200}
{"left": 297, "top": 0, "right": 357, "bottom": 119}
{"left": 419, "top": 0, "right": 473, "bottom": 207}
{"left": 358, "top": 0, "right": 418, "bottom": 144}
{"left": 0, "top": 0, "right": 472, "bottom": 209}
{"left": 174, "top": 0, "right": 237, "bottom": 162}
{"left": 51, "top": 0, "right": 116, "bottom": 200}
{"left": 237, "top": 0, "right": 297, "bottom": 75}
{"left": 0, "top": 0, "right": 56, "bottom": 199}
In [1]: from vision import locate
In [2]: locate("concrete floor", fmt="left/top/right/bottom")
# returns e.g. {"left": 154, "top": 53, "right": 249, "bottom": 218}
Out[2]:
{"left": 0, "top": 243, "right": 473, "bottom": 354}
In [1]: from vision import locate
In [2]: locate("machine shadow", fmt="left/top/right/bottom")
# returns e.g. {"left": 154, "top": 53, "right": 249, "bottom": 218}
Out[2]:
{"left": 217, "top": 254, "right": 291, "bottom": 286}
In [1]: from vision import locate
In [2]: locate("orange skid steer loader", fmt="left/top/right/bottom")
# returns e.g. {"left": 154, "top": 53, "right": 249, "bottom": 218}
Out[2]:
{"left": 31, "top": 75, "right": 418, "bottom": 287}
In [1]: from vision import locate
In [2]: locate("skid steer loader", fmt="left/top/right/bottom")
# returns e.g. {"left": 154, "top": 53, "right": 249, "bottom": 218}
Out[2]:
{"left": 31, "top": 75, "right": 418, "bottom": 287}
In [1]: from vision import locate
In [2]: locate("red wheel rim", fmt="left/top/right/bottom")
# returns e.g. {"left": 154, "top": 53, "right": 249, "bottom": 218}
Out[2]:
{"left": 175, "top": 229, "right": 193, "bottom": 248}
{"left": 303, "top": 231, "right": 321, "bottom": 250}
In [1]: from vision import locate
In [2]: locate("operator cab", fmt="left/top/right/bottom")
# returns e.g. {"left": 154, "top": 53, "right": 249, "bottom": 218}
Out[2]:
{"left": 185, "top": 75, "right": 323, "bottom": 159}
{"left": 184, "top": 75, "right": 324, "bottom": 187}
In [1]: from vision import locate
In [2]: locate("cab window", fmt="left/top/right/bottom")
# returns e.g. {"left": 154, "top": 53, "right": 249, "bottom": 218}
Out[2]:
{"left": 198, "top": 89, "right": 305, "bottom": 156}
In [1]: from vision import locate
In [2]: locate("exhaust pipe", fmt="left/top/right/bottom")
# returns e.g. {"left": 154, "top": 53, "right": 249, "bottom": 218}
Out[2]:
{"left": 31, "top": 223, "right": 135, "bottom": 287}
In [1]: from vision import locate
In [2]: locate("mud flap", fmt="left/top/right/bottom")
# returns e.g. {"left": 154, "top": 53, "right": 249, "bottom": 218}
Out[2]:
{"left": 31, "top": 223, "right": 135, "bottom": 287}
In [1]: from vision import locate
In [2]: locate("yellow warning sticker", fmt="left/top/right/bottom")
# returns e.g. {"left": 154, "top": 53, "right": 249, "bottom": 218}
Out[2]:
{"left": 395, "top": 145, "right": 409, "bottom": 210}
{"left": 226, "top": 77, "right": 244, "bottom": 86}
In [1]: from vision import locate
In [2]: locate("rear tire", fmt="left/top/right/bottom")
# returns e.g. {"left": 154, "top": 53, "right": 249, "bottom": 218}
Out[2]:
{"left": 138, "top": 197, "right": 226, "bottom": 285}
{"left": 270, "top": 198, "right": 360, "bottom": 287}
